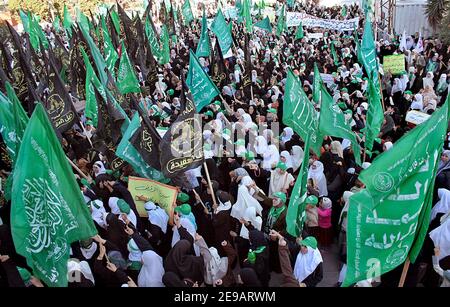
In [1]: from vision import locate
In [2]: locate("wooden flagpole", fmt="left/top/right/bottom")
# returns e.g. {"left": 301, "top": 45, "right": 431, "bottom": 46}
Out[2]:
{"left": 203, "top": 162, "right": 218, "bottom": 208}
{"left": 398, "top": 257, "right": 411, "bottom": 287}
{"left": 66, "top": 156, "right": 91, "bottom": 181}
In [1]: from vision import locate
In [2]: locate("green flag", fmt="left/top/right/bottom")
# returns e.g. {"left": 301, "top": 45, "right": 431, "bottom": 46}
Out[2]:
{"left": 182, "top": 0, "right": 195, "bottom": 25}
{"left": 363, "top": 70, "right": 384, "bottom": 155}
{"left": 242, "top": 0, "right": 253, "bottom": 33}
{"left": 211, "top": 9, "right": 233, "bottom": 54}
{"left": 318, "top": 80, "right": 361, "bottom": 166}
{"left": 186, "top": 50, "right": 220, "bottom": 111}
{"left": 0, "top": 89, "right": 27, "bottom": 162}
{"left": 110, "top": 8, "right": 121, "bottom": 35}
{"left": 101, "top": 16, "right": 119, "bottom": 75}
{"left": 160, "top": 24, "right": 171, "bottom": 65}
{"left": 283, "top": 69, "right": 322, "bottom": 156}
{"left": 26, "top": 12, "right": 40, "bottom": 51}
{"left": 361, "top": 19, "right": 378, "bottom": 77}
{"left": 63, "top": 4, "right": 73, "bottom": 38}
{"left": 145, "top": 15, "right": 163, "bottom": 63}
{"left": 343, "top": 98, "right": 449, "bottom": 287}
{"left": 31, "top": 15, "right": 49, "bottom": 50}
{"left": 196, "top": 7, "right": 211, "bottom": 57}
{"left": 254, "top": 17, "right": 272, "bottom": 33}
{"left": 6, "top": 82, "right": 28, "bottom": 159}
{"left": 341, "top": 5, "right": 347, "bottom": 17}
{"left": 260, "top": 0, "right": 266, "bottom": 9}
{"left": 53, "top": 15, "right": 61, "bottom": 32}
{"left": 286, "top": 135, "right": 311, "bottom": 237}
{"left": 81, "top": 47, "right": 105, "bottom": 128}
{"left": 287, "top": 0, "right": 295, "bottom": 8}
{"left": 312, "top": 63, "right": 321, "bottom": 104}
{"left": 116, "top": 113, "right": 167, "bottom": 182}
{"left": 117, "top": 42, "right": 141, "bottom": 94}
{"left": 11, "top": 103, "right": 97, "bottom": 287}
{"left": 276, "top": 5, "right": 286, "bottom": 37}
{"left": 331, "top": 41, "right": 339, "bottom": 66}
{"left": 19, "top": 10, "right": 30, "bottom": 33}
{"left": 295, "top": 22, "right": 304, "bottom": 40}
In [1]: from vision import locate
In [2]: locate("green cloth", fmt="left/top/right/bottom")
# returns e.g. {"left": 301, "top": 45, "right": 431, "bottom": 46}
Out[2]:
{"left": 300, "top": 236, "right": 318, "bottom": 249}
{"left": 247, "top": 246, "right": 266, "bottom": 264}
{"left": 117, "top": 42, "right": 141, "bottom": 94}
{"left": 343, "top": 96, "right": 449, "bottom": 287}
{"left": 177, "top": 192, "right": 190, "bottom": 203}
{"left": 11, "top": 104, "right": 97, "bottom": 287}
{"left": 17, "top": 267, "right": 31, "bottom": 283}
{"left": 276, "top": 161, "right": 287, "bottom": 171}
{"left": 306, "top": 195, "right": 318, "bottom": 205}
{"left": 175, "top": 203, "right": 191, "bottom": 215}
{"left": 196, "top": 7, "right": 211, "bottom": 57}
{"left": 254, "top": 17, "right": 272, "bottom": 33}
{"left": 118, "top": 199, "right": 131, "bottom": 214}
{"left": 211, "top": 9, "right": 233, "bottom": 54}
{"left": 272, "top": 192, "right": 287, "bottom": 204}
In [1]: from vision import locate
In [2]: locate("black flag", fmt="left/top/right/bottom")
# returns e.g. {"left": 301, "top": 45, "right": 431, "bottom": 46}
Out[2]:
{"left": 241, "top": 32, "right": 252, "bottom": 97}
{"left": 159, "top": 77, "right": 203, "bottom": 178}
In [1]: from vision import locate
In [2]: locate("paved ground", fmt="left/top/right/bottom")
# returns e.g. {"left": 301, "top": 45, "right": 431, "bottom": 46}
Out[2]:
{"left": 268, "top": 241, "right": 341, "bottom": 287}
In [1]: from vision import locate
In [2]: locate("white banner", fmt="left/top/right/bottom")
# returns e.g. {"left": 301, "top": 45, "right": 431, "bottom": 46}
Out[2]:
{"left": 307, "top": 33, "right": 324, "bottom": 40}
{"left": 286, "top": 12, "right": 359, "bottom": 32}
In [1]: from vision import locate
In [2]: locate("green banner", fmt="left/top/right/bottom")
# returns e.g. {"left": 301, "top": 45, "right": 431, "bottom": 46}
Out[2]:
{"left": 211, "top": 9, "right": 233, "bottom": 54}
{"left": 383, "top": 54, "right": 406, "bottom": 75}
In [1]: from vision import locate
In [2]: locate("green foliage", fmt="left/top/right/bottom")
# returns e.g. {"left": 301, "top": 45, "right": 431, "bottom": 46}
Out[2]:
{"left": 426, "top": 0, "right": 449, "bottom": 30}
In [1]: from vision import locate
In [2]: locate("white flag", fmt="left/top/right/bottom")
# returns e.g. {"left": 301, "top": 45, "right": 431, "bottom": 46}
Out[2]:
{"left": 399, "top": 29, "right": 407, "bottom": 52}
{"left": 414, "top": 32, "right": 424, "bottom": 53}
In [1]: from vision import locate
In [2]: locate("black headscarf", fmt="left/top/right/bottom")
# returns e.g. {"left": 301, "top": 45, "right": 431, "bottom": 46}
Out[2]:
{"left": 239, "top": 268, "right": 262, "bottom": 287}
{"left": 164, "top": 240, "right": 205, "bottom": 284}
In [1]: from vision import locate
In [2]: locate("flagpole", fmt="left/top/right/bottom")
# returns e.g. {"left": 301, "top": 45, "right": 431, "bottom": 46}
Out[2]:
{"left": 203, "top": 162, "right": 218, "bottom": 208}
{"left": 398, "top": 257, "right": 410, "bottom": 287}
{"left": 192, "top": 189, "right": 209, "bottom": 213}
{"left": 66, "top": 156, "right": 91, "bottom": 182}
{"left": 79, "top": 120, "right": 94, "bottom": 148}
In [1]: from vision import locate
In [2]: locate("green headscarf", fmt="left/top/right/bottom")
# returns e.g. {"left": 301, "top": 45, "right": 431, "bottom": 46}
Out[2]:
{"left": 117, "top": 199, "right": 131, "bottom": 214}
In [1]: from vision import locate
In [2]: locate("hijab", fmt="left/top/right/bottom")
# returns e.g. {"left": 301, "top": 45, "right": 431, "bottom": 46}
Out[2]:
{"left": 144, "top": 201, "right": 169, "bottom": 234}
{"left": 262, "top": 144, "right": 280, "bottom": 170}
{"left": 240, "top": 206, "right": 263, "bottom": 239}
{"left": 90, "top": 200, "right": 107, "bottom": 229}
{"left": 127, "top": 238, "right": 142, "bottom": 263}
{"left": 231, "top": 176, "right": 263, "bottom": 220}
{"left": 431, "top": 189, "right": 450, "bottom": 222}
{"left": 254, "top": 136, "right": 268, "bottom": 155}
{"left": 330, "top": 141, "right": 344, "bottom": 159}
{"left": 293, "top": 246, "right": 323, "bottom": 283}
{"left": 291, "top": 146, "right": 304, "bottom": 172}
{"left": 280, "top": 151, "right": 293, "bottom": 169}
{"left": 281, "top": 127, "right": 294, "bottom": 143}
{"left": 164, "top": 240, "right": 205, "bottom": 284}
{"left": 308, "top": 161, "right": 328, "bottom": 197}
{"left": 93, "top": 161, "right": 106, "bottom": 177}
{"left": 423, "top": 72, "right": 435, "bottom": 89}
{"left": 437, "top": 150, "right": 450, "bottom": 176}
{"left": 429, "top": 216, "right": 450, "bottom": 261}
{"left": 138, "top": 250, "right": 165, "bottom": 287}
{"left": 203, "top": 246, "right": 228, "bottom": 285}
{"left": 391, "top": 78, "right": 403, "bottom": 95}
{"left": 320, "top": 197, "right": 332, "bottom": 210}
{"left": 67, "top": 259, "right": 95, "bottom": 285}
{"left": 108, "top": 197, "right": 122, "bottom": 215}
{"left": 171, "top": 217, "right": 200, "bottom": 255}
{"left": 339, "top": 191, "right": 354, "bottom": 231}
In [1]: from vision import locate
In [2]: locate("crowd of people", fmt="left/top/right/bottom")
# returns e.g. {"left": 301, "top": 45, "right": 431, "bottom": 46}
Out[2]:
{"left": 0, "top": 1, "right": 450, "bottom": 287}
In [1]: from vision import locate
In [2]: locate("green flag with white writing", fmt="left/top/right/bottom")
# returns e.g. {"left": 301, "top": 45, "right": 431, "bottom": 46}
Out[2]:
{"left": 286, "top": 135, "right": 311, "bottom": 237}
{"left": 53, "top": 15, "right": 61, "bottom": 32}
{"left": 343, "top": 98, "right": 449, "bottom": 287}
{"left": 295, "top": 22, "right": 304, "bottom": 40}
{"left": 101, "top": 16, "right": 119, "bottom": 76}
{"left": 145, "top": 15, "right": 163, "bottom": 63}
{"left": 160, "top": 24, "right": 171, "bottom": 65}
{"left": 182, "top": 0, "right": 195, "bottom": 25}
{"left": 283, "top": 69, "right": 322, "bottom": 156}
{"left": 318, "top": 80, "right": 361, "bottom": 166}
{"left": 242, "top": 0, "right": 253, "bottom": 33}
{"left": 254, "top": 17, "right": 272, "bottom": 33}
{"left": 312, "top": 63, "right": 321, "bottom": 104}
{"left": 211, "top": 9, "right": 233, "bottom": 54}
{"left": 276, "top": 5, "right": 286, "bottom": 37}
{"left": 331, "top": 41, "right": 339, "bottom": 66}
{"left": 186, "top": 50, "right": 220, "bottom": 111}
{"left": 196, "top": 7, "right": 211, "bottom": 58}
{"left": 363, "top": 70, "right": 384, "bottom": 155}
{"left": 117, "top": 41, "right": 141, "bottom": 94}
{"left": 11, "top": 103, "right": 97, "bottom": 287}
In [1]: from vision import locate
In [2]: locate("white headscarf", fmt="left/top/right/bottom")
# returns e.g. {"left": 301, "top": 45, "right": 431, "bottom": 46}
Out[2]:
{"left": 280, "top": 151, "right": 293, "bottom": 169}
{"left": 429, "top": 216, "right": 450, "bottom": 261}
{"left": 330, "top": 141, "right": 344, "bottom": 159}
{"left": 410, "top": 94, "right": 423, "bottom": 111}
{"left": 144, "top": 201, "right": 169, "bottom": 234}
{"left": 291, "top": 146, "right": 304, "bottom": 172}
{"left": 93, "top": 161, "right": 106, "bottom": 177}
{"left": 215, "top": 199, "right": 232, "bottom": 214}
{"left": 231, "top": 176, "right": 263, "bottom": 220}
{"left": 308, "top": 161, "right": 328, "bottom": 197}
{"left": 320, "top": 197, "right": 332, "bottom": 210}
{"left": 90, "top": 200, "right": 107, "bottom": 229}
{"left": 239, "top": 206, "right": 263, "bottom": 239}
{"left": 262, "top": 144, "right": 280, "bottom": 170}
{"left": 391, "top": 78, "right": 403, "bottom": 95}
{"left": 255, "top": 136, "right": 268, "bottom": 155}
{"left": 108, "top": 197, "right": 121, "bottom": 215}
{"left": 423, "top": 72, "right": 435, "bottom": 89}
{"left": 67, "top": 259, "right": 95, "bottom": 285}
{"left": 138, "top": 250, "right": 165, "bottom": 287}
{"left": 293, "top": 246, "right": 323, "bottom": 283}
{"left": 383, "top": 141, "right": 393, "bottom": 151}
{"left": 127, "top": 238, "right": 142, "bottom": 262}
{"left": 242, "top": 113, "right": 252, "bottom": 125}
{"left": 202, "top": 246, "right": 228, "bottom": 285}
{"left": 431, "top": 189, "right": 450, "bottom": 222}
{"left": 281, "top": 127, "right": 294, "bottom": 143}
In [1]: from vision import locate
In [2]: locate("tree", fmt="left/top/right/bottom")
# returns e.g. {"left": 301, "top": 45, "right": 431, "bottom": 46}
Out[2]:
{"left": 426, "top": 0, "right": 449, "bottom": 31}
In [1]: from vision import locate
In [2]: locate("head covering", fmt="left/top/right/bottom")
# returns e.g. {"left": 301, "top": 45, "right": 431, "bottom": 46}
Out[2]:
{"left": 177, "top": 192, "right": 190, "bottom": 203}
{"left": 164, "top": 240, "right": 205, "bottom": 283}
{"left": 272, "top": 191, "right": 287, "bottom": 204}
{"left": 306, "top": 195, "right": 319, "bottom": 205}
{"left": 339, "top": 191, "right": 355, "bottom": 230}
{"left": 330, "top": 141, "right": 344, "bottom": 158}
{"left": 362, "top": 162, "right": 372, "bottom": 169}
{"left": 118, "top": 199, "right": 131, "bottom": 214}
{"left": 308, "top": 161, "right": 328, "bottom": 197}
{"left": 108, "top": 197, "right": 122, "bottom": 215}
{"left": 203, "top": 246, "right": 228, "bottom": 285}
{"left": 93, "top": 161, "right": 106, "bottom": 177}
{"left": 320, "top": 197, "right": 332, "bottom": 210}
{"left": 276, "top": 161, "right": 287, "bottom": 171}
{"left": 281, "top": 127, "right": 294, "bottom": 143}
{"left": 294, "top": 237, "right": 323, "bottom": 282}
{"left": 280, "top": 151, "right": 293, "bottom": 169}
{"left": 245, "top": 151, "right": 255, "bottom": 161}
{"left": 384, "top": 141, "right": 393, "bottom": 151}
{"left": 90, "top": 199, "right": 107, "bottom": 229}
{"left": 291, "top": 146, "right": 304, "bottom": 172}
{"left": 138, "top": 250, "right": 165, "bottom": 287}
{"left": 67, "top": 259, "right": 95, "bottom": 285}
{"left": 231, "top": 176, "right": 263, "bottom": 221}
{"left": 127, "top": 238, "right": 142, "bottom": 262}
{"left": 431, "top": 189, "right": 450, "bottom": 222}
{"left": 254, "top": 136, "right": 268, "bottom": 155}
{"left": 144, "top": 201, "right": 169, "bottom": 233}
{"left": 262, "top": 144, "right": 280, "bottom": 170}
{"left": 239, "top": 206, "right": 263, "bottom": 239}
